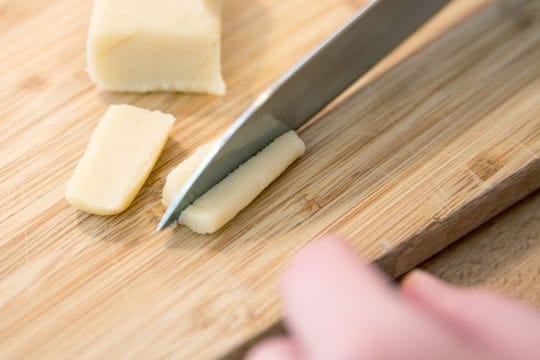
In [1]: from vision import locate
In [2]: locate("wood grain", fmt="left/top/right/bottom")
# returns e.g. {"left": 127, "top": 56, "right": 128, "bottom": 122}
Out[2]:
{"left": 1, "top": 0, "right": 540, "bottom": 358}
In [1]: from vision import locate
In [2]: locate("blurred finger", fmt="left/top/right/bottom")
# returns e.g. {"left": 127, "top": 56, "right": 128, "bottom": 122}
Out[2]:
{"left": 245, "top": 336, "right": 299, "bottom": 360}
{"left": 402, "top": 270, "right": 540, "bottom": 360}
{"left": 280, "top": 236, "right": 479, "bottom": 360}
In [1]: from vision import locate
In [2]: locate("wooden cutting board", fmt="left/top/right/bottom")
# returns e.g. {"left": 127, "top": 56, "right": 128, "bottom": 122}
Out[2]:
{"left": 1, "top": 0, "right": 540, "bottom": 358}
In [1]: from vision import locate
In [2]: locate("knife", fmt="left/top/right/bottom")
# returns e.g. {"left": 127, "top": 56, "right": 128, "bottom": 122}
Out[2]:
{"left": 157, "top": 0, "right": 450, "bottom": 231}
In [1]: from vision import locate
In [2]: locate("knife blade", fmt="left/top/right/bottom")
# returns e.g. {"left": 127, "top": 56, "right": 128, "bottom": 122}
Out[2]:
{"left": 157, "top": 0, "right": 450, "bottom": 231}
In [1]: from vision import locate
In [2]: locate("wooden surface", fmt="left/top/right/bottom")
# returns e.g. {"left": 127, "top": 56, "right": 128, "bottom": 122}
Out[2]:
{"left": 421, "top": 189, "right": 540, "bottom": 309}
{"left": 225, "top": 191, "right": 540, "bottom": 360}
{"left": 1, "top": 0, "right": 540, "bottom": 359}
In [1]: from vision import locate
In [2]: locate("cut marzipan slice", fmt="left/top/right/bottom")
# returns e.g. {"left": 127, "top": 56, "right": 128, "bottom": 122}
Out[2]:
{"left": 66, "top": 105, "right": 174, "bottom": 215}
{"left": 162, "top": 131, "right": 305, "bottom": 234}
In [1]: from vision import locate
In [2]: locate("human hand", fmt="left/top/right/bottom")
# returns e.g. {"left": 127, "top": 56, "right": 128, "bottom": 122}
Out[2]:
{"left": 247, "top": 236, "right": 540, "bottom": 360}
